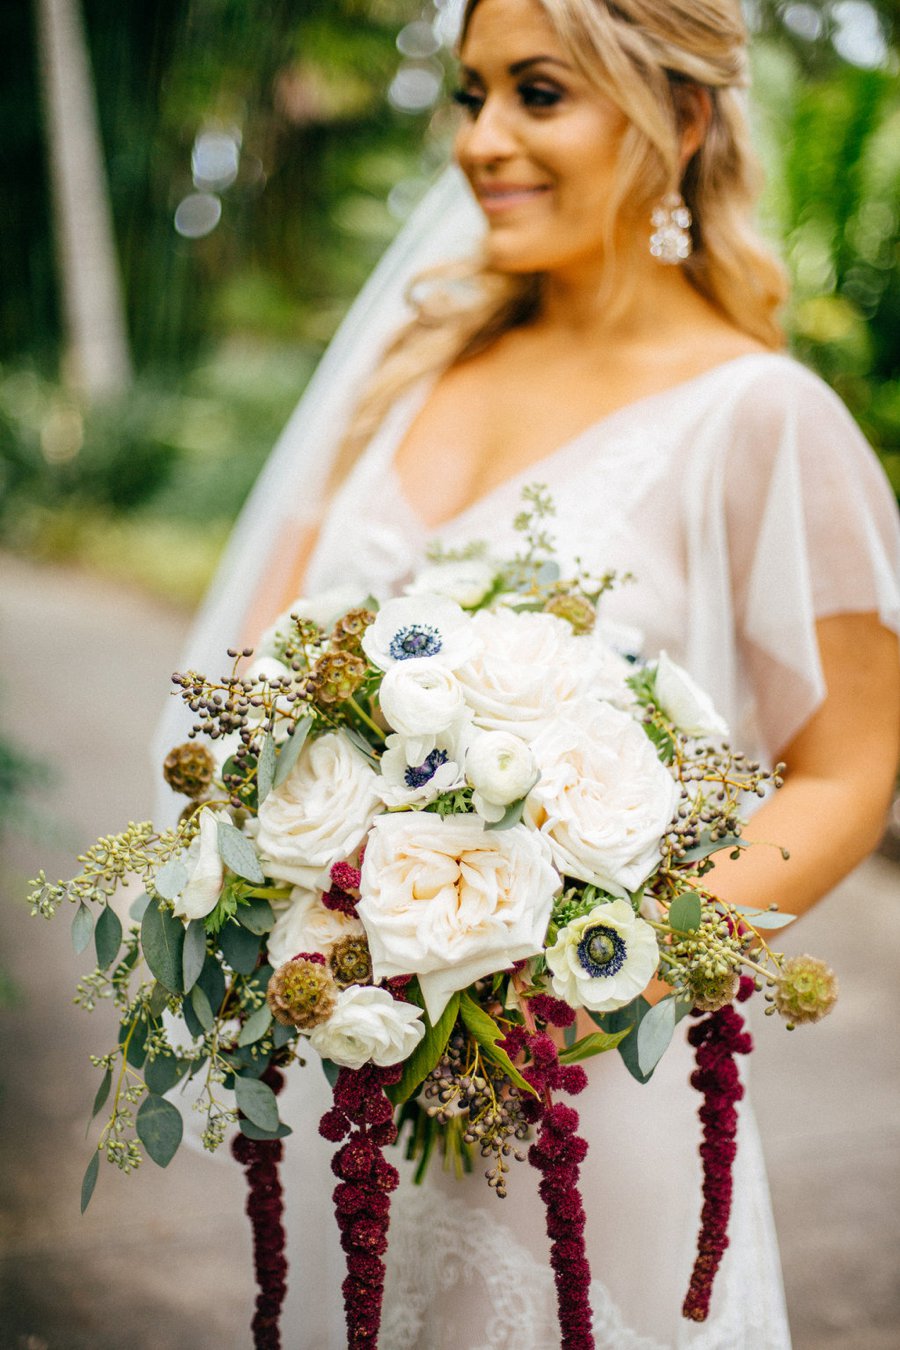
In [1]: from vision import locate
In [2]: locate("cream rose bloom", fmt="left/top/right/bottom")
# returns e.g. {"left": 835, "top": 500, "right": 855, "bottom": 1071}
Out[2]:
{"left": 524, "top": 700, "right": 680, "bottom": 895}
{"left": 170, "top": 807, "right": 225, "bottom": 921}
{"left": 455, "top": 610, "right": 630, "bottom": 741}
{"left": 266, "top": 886, "right": 364, "bottom": 968}
{"left": 357, "top": 813, "right": 560, "bottom": 1022}
{"left": 309, "top": 984, "right": 425, "bottom": 1069}
{"left": 545, "top": 899, "right": 659, "bottom": 1012}
{"left": 256, "top": 732, "right": 381, "bottom": 889}
{"left": 405, "top": 559, "right": 497, "bottom": 609}
{"left": 653, "top": 651, "right": 729, "bottom": 740}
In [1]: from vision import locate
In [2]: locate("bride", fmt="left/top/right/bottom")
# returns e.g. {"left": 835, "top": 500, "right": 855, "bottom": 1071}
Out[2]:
{"left": 164, "top": 0, "right": 900, "bottom": 1345}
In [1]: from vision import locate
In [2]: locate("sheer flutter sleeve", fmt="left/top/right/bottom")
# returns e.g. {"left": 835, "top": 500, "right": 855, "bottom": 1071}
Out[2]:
{"left": 726, "top": 359, "right": 899, "bottom": 757}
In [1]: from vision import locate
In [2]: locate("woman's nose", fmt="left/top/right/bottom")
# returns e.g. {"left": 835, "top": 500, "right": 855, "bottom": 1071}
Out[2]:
{"left": 457, "top": 95, "right": 519, "bottom": 165}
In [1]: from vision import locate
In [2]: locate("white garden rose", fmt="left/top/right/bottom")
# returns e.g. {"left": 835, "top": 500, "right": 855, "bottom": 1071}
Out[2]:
{"left": 170, "top": 807, "right": 225, "bottom": 921}
{"left": 405, "top": 559, "right": 497, "bottom": 609}
{"left": 362, "top": 594, "right": 478, "bottom": 671}
{"left": 653, "top": 651, "right": 729, "bottom": 740}
{"left": 256, "top": 732, "right": 381, "bottom": 889}
{"left": 465, "top": 730, "right": 538, "bottom": 824}
{"left": 378, "top": 729, "right": 468, "bottom": 808}
{"left": 378, "top": 662, "right": 469, "bottom": 766}
{"left": 524, "top": 700, "right": 680, "bottom": 895}
{"left": 358, "top": 813, "right": 560, "bottom": 1022}
{"left": 266, "top": 886, "right": 364, "bottom": 968}
{"left": 309, "top": 984, "right": 425, "bottom": 1069}
{"left": 455, "top": 610, "right": 628, "bottom": 740}
{"left": 545, "top": 899, "right": 659, "bottom": 1012}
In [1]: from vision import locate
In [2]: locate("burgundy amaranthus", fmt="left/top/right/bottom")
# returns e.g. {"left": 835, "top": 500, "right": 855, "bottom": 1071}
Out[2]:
{"left": 322, "top": 860, "right": 362, "bottom": 916}
{"left": 231, "top": 1066, "right": 289, "bottom": 1350}
{"left": 682, "top": 975, "right": 755, "bottom": 1322}
{"left": 505, "top": 994, "right": 595, "bottom": 1350}
{"left": 319, "top": 1062, "right": 401, "bottom": 1348}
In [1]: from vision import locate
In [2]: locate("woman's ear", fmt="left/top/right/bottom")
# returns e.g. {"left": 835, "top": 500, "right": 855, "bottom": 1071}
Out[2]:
{"left": 675, "top": 84, "right": 713, "bottom": 167}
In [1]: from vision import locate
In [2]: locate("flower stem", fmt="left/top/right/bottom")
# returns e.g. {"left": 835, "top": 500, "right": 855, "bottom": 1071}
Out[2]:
{"left": 346, "top": 697, "right": 386, "bottom": 742}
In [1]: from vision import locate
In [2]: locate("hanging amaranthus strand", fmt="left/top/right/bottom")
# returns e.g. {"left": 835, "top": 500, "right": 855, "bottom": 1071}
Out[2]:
{"left": 682, "top": 976, "right": 755, "bottom": 1322}
{"left": 231, "top": 1065, "right": 289, "bottom": 1350}
{"left": 505, "top": 994, "right": 595, "bottom": 1350}
{"left": 319, "top": 1062, "right": 401, "bottom": 1349}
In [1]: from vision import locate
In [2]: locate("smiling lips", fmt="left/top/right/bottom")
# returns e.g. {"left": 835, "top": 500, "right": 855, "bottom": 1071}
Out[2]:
{"left": 476, "top": 183, "right": 552, "bottom": 213}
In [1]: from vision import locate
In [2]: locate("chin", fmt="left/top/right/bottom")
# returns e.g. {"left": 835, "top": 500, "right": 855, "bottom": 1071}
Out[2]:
{"left": 482, "top": 230, "right": 558, "bottom": 275}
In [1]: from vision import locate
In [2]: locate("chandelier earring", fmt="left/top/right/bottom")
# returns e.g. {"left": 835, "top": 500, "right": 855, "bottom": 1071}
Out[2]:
{"left": 649, "top": 192, "right": 693, "bottom": 264}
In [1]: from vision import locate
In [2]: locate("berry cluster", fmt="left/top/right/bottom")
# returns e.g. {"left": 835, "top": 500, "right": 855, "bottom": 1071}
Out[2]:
{"left": 682, "top": 976, "right": 755, "bottom": 1322}
{"left": 319, "top": 1065, "right": 401, "bottom": 1349}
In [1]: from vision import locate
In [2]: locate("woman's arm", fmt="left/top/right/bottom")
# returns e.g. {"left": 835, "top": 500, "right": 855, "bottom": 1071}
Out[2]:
{"left": 706, "top": 612, "right": 900, "bottom": 918}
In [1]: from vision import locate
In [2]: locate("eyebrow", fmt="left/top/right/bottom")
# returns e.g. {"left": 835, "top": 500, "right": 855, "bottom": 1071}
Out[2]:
{"left": 460, "top": 55, "right": 574, "bottom": 80}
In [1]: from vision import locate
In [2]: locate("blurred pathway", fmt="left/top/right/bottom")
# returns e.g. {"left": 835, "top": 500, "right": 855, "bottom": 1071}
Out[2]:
{"left": 0, "top": 555, "right": 897, "bottom": 1349}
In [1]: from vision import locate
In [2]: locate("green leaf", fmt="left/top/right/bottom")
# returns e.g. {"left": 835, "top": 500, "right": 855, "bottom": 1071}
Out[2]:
{"left": 679, "top": 833, "right": 747, "bottom": 864}
{"left": 484, "top": 797, "right": 528, "bottom": 832}
{"left": 219, "top": 921, "right": 262, "bottom": 975}
{"left": 90, "top": 1068, "right": 112, "bottom": 1122}
{"left": 589, "top": 997, "right": 657, "bottom": 1084}
{"left": 217, "top": 819, "right": 265, "bottom": 884}
{"left": 129, "top": 891, "right": 151, "bottom": 922}
{"left": 144, "top": 1053, "right": 187, "bottom": 1096}
{"left": 458, "top": 992, "right": 537, "bottom": 1097}
{"left": 147, "top": 981, "right": 171, "bottom": 1018}
{"left": 668, "top": 892, "right": 702, "bottom": 933}
{"left": 388, "top": 992, "right": 460, "bottom": 1106}
{"left": 238, "top": 1004, "right": 273, "bottom": 1047}
{"left": 273, "top": 1021, "right": 295, "bottom": 1050}
{"left": 237, "top": 897, "right": 275, "bottom": 935}
{"left": 273, "top": 717, "right": 312, "bottom": 787}
{"left": 234, "top": 1075, "right": 279, "bottom": 1131}
{"left": 94, "top": 905, "right": 123, "bottom": 969}
{"left": 153, "top": 857, "right": 189, "bottom": 902}
{"left": 182, "top": 920, "right": 207, "bottom": 993}
{"left": 71, "top": 902, "right": 94, "bottom": 955}
{"left": 342, "top": 725, "right": 381, "bottom": 767}
{"left": 239, "top": 1119, "right": 293, "bottom": 1141}
{"left": 558, "top": 1028, "right": 632, "bottom": 1064}
{"left": 81, "top": 1151, "right": 100, "bottom": 1213}
{"left": 197, "top": 954, "right": 227, "bottom": 1012}
{"left": 141, "top": 900, "right": 185, "bottom": 994}
{"left": 136, "top": 1094, "right": 183, "bottom": 1167}
{"left": 190, "top": 982, "right": 215, "bottom": 1033}
{"left": 257, "top": 733, "right": 277, "bottom": 804}
{"left": 123, "top": 1016, "right": 150, "bottom": 1070}
{"left": 636, "top": 996, "right": 678, "bottom": 1075}
{"left": 720, "top": 903, "right": 797, "bottom": 930}
{"left": 320, "top": 1058, "right": 341, "bottom": 1089}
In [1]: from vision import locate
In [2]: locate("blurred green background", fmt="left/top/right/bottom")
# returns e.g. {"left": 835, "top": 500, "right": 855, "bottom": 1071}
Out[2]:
{"left": 1, "top": 0, "right": 898, "bottom": 607}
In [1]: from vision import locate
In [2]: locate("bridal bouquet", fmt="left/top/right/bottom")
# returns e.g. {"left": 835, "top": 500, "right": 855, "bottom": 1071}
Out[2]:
{"left": 31, "top": 488, "right": 838, "bottom": 1350}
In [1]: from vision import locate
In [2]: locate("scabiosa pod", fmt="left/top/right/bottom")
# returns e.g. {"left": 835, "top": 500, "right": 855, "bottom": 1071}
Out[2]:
{"left": 682, "top": 975, "right": 755, "bottom": 1322}
{"left": 231, "top": 1067, "right": 289, "bottom": 1350}
{"left": 773, "top": 954, "right": 838, "bottom": 1027}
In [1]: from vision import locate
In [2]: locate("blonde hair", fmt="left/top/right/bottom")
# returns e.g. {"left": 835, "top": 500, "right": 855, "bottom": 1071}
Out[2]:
{"left": 329, "top": 0, "right": 787, "bottom": 489}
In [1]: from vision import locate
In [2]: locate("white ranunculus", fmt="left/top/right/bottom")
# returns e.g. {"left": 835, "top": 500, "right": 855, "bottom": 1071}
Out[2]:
{"left": 309, "top": 984, "right": 425, "bottom": 1069}
{"left": 378, "top": 662, "right": 469, "bottom": 766}
{"left": 465, "top": 730, "right": 538, "bottom": 824}
{"left": 545, "top": 899, "right": 660, "bottom": 1012}
{"left": 266, "top": 886, "right": 364, "bottom": 968}
{"left": 378, "top": 729, "right": 468, "bottom": 808}
{"left": 171, "top": 808, "right": 225, "bottom": 921}
{"left": 653, "top": 651, "right": 729, "bottom": 740}
{"left": 455, "top": 610, "right": 628, "bottom": 741}
{"left": 256, "top": 732, "right": 381, "bottom": 889}
{"left": 358, "top": 813, "right": 560, "bottom": 1022}
{"left": 405, "top": 559, "right": 497, "bottom": 609}
{"left": 257, "top": 585, "right": 365, "bottom": 655}
{"left": 362, "top": 594, "right": 478, "bottom": 672}
{"left": 524, "top": 700, "right": 680, "bottom": 895}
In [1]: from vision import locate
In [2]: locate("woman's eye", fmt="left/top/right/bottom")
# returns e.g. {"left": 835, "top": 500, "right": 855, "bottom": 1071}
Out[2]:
{"left": 451, "top": 88, "right": 484, "bottom": 115}
{"left": 519, "top": 83, "right": 563, "bottom": 110}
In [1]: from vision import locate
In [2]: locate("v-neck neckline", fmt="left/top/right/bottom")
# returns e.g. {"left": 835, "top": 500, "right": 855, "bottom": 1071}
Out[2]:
{"left": 386, "top": 350, "right": 780, "bottom": 535}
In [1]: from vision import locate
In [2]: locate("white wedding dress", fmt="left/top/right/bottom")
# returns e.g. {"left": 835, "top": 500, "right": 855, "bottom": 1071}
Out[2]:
{"left": 266, "top": 350, "right": 899, "bottom": 1349}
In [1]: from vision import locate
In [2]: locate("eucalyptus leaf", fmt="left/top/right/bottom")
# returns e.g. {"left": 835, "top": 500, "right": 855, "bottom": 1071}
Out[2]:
{"left": 219, "top": 921, "right": 262, "bottom": 975}
{"left": 153, "top": 857, "right": 189, "bottom": 902}
{"left": 320, "top": 1058, "right": 341, "bottom": 1089}
{"left": 342, "top": 725, "right": 381, "bottom": 767}
{"left": 257, "top": 732, "right": 276, "bottom": 804}
{"left": 237, "top": 897, "right": 275, "bottom": 935}
{"left": 129, "top": 891, "right": 151, "bottom": 922}
{"left": 273, "top": 1021, "right": 295, "bottom": 1050}
{"left": 679, "top": 833, "right": 747, "bottom": 864}
{"left": 535, "top": 560, "right": 560, "bottom": 584}
{"left": 668, "top": 892, "right": 702, "bottom": 933}
{"left": 217, "top": 819, "right": 265, "bottom": 884}
{"left": 484, "top": 797, "right": 528, "bottom": 832}
{"left": 90, "top": 1068, "right": 112, "bottom": 1122}
{"left": 147, "top": 981, "right": 171, "bottom": 1019}
{"left": 181, "top": 997, "right": 204, "bottom": 1040}
{"left": 589, "top": 997, "right": 657, "bottom": 1084}
{"left": 141, "top": 900, "right": 185, "bottom": 994}
{"left": 723, "top": 903, "right": 797, "bottom": 930}
{"left": 71, "top": 902, "right": 94, "bottom": 955}
{"left": 558, "top": 1027, "right": 632, "bottom": 1064}
{"left": 388, "top": 992, "right": 460, "bottom": 1105}
{"left": 94, "top": 904, "right": 122, "bottom": 969}
{"left": 238, "top": 1004, "right": 273, "bottom": 1047}
{"left": 239, "top": 1119, "right": 293, "bottom": 1141}
{"left": 182, "top": 920, "right": 207, "bottom": 993}
{"left": 273, "top": 717, "right": 312, "bottom": 787}
{"left": 81, "top": 1151, "right": 100, "bottom": 1213}
{"left": 144, "top": 1053, "right": 187, "bottom": 1096}
{"left": 197, "top": 954, "right": 227, "bottom": 1014}
{"left": 190, "top": 982, "right": 215, "bottom": 1033}
{"left": 636, "top": 996, "right": 678, "bottom": 1075}
{"left": 136, "top": 1094, "right": 183, "bottom": 1167}
{"left": 124, "top": 1017, "right": 149, "bottom": 1070}
{"left": 459, "top": 992, "right": 537, "bottom": 1097}
{"left": 234, "top": 1075, "right": 280, "bottom": 1132}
